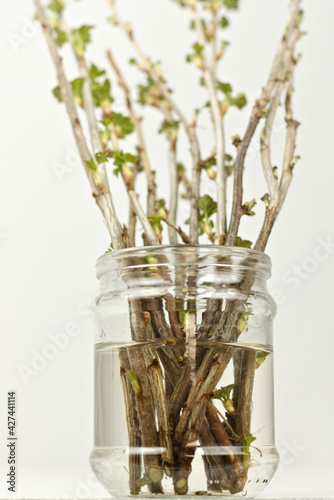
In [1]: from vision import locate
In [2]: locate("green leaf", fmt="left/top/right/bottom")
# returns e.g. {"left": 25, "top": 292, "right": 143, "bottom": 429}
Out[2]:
{"left": 115, "top": 151, "right": 136, "bottom": 166}
{"left": 48, "top": 0, "right": 63, "bottom": 14}
{"left": 261, "top": 193, "right": 270, "bottom": 208}
{"left": 113, "top": 150, "right": 136, "bottom": 176}
{"left": 186, "top": 43, "right": 204, "bottom": 68}
{"left": 54, "top": 29, "right": 67, "bottom": 47}
{"left": 126, "top": 370, "right": 141, "bottom": 396}
{"left": 92, "top": 79, "right": 113, "bottom": 107}
{"left": 256, "top": 351, "right": 270, "bottom": 369}
{"left": 196, "top": 195, "right": 217, "bottom": 241}
{"left": 71, "top": 77, "right": 84, "bottom": 106}
{"left": 241, "top": 434, "right": 256, "bottom": 466}
{"left": 202, "top": 157, "right": 216, "bottom": 170}
{"left": 212, "top": 384, "right": 235, "bottom": 414}
{"left": 220, "top": 16, "right": 229, "bottom": 28}
{"left": 242, "top": 199, "right": 257, "bottom": 216}
{"left": 87, "top": 64, "right": 113, "bottom": 108}
{"left": 212, "top": 385, "right": 233, "bottom": 403}
{"left": 89, "top": 63, "right": 106, "bottom": 80}
{"left": 86, "top": 160, "right": 97, "bottom": 172}
{"left": 237, "top": 311, "right": 251, "bottom": 334}
{"left": 241, "top": 434, "right": 256, "bottom": 453}
{"left": 226, "top": 92, "right": 247, "bottom": 109}
{"left": 171, "top": 0, "right": 187, "bottom": 6}
{"left": 95, "top": 151, "right": 112, "bottom": 165}
{"left": 159, "top": 119, "right": 179, "bottom": 141}
{"left": 199, "top": 76, "right": 206, "bottom": 87}
{"left": 71, "top": 25, "right": 94, "bottom": 56}
{"left": 138, "top": 75, "right": 163, "bottom": 106}
{"left": 86, "top": 159, "right": 103, "bottom": 187}
{"left": 52, "top": 85, "right": 62, "bottom": 102}
{"left": 222, "top": 0, "right": 239, "bottom": 9}
{"left": 196, "top": 194, "right": 217, "bottom": 219}
{"left": 52, "top": 78, "right": 84, "bottom": 106}
{"left": 193, "top": 42, "right": 204, "bottom": 55}
{"left": 236, "top": 237, "right": 252, "bottom": 249}
{"left": 218, "top": 81, "right": 232, "bottom": 95}
{"left": 109, "top": 112, "right": 134, "bottom": 138}
{"left": 190, "top": 19, "right": 210, "bottom": 40}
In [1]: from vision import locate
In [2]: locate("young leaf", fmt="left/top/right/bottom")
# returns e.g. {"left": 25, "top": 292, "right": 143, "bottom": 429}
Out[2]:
{"left": 95, "top": 151, "right": 112, "bottom": 165}
{"left": 113, "top": 150, "right": 136, "bottom": 177}
{"left": 71, "top": 25, "right": 94, "bottom": 56}
{"left": 202, "top": 156, "right": 217, "bottom": 180}
{"left": 52, "top": 85, "right": 62, "bottom": 102}
{"left": 241, "top": 434, "right": 256, "bottom": 454}
{"left": 71, "top": 77, "right": 84, "bottom": 106}
{"left": 237, "top": 311, "right": 251, "bottom": 334}
{"left": 92, "top": 79, "right": 113, "bottom": 107}
{"left": 261, "top": 193, "right": 271, "bottom": 208}
{"left": 212, "top": 384, "right": 235, "bottom": 415}
{"left": 212, "top": 385, "right": 233, "bottom": 402}
{"left": 159, "top": 119, "right": 179, "bottom": 141}
{"left": 220, "top": 16, "right": 229, "bottom": 28}
{"left": 129, "top": 57, "right": 139, "bottom": 66}
{"left": 225, "top": 153, "right": 234, "bottom": 176}
{"left": 86, "top": 160, "right": 98, "bottom": 172}
{"left": 218, "top": 81, "right": 232, "bottom": 95}
{"left": 54, "top": 29, "right": 67, "bottom": 47}
{"left": 225, "top": 92, "right": 247, "bottom": 109}
{"left": 138, "top": 75, "right": 163, "bottom": 107}
{"left": 109, "top": 113, "right": 134, "bottom": 138}
{"left": 242, "top": 199, "right": 257, "bottom": 216}
{"left": 48, "top": 0, "right": 64, "bottom": 14}
{"left": 89, "top": 63, "right": 106, "bottom": 80}
{"left": 186, "top": 43, "right": 204, "bottom": 69}
{"left": 236, "top": 236, "right": 253, "bottom": 248}
{"left": 197, "top": 194, "right": 217, "bottom": 218}
{"left": 222, "top": 0, "right": 239, "bottom": 10}
{"left": 52, "top": 78, "right": 84, "bottom": 106}
{"left": 256, "top": 351, "right": 270, "bottom": 369}
{"left": 85, "top": 159, "right": 103, "bottom": 187}
{"left": 126, "top": 370, "right": 142, "bottom": 397}
{"left": 196, "top": 195, "right": 217, "bottom": 241}
{"left": 113, "top": 150, "right": 136, "bottom": 168}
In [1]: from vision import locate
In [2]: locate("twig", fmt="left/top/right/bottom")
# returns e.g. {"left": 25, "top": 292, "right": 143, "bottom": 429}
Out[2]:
{"left": 147, "top": 357, "right": 173, "bottom": 465}
{"left": 162, "top": 218, "right": 190, "bottom": 244}
{"left": 109, "top": 0, "right": 202, "bottom": 242}
{"left": 225, "top": 0, "right": 301, "bottom": 246}
{"left": 128, "top": 191, "right": 160, "bottom": 245}
{"left": 128, "top": 163, "right": 140, "bottom": 246}
{"left": 255, "top": 13, "right": 301, "bottom": 252}
{"left": 119, "top": 350, "right": 142, "bottom": 494}
{"left": 260, "top": 82, "right": 282, "bottom": 203}
{"left": 61, "top": 16, "right": 118, "bottom": 229}
{"left": 106, "top": 113, "right": 160, "bottom": 245}
{"left": 106, "top": 49, "right": 157, "bottom": 217}
{"left": 190, "top": 1, "right": 227, "bottom": 241}
{"left": 168, "top": 135, "right": 179, "bottom": 244}
{"left": 34, "top": 0, "right": 126, "bottom": 249}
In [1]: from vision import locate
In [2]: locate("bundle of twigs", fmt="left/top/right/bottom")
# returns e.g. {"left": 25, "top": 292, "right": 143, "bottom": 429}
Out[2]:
{"left": 35, "top": 0, "right": 303, "bottom": 494}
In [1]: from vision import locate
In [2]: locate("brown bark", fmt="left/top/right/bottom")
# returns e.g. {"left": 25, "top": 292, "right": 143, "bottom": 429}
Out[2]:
{"left": 119, "top": 350, "right": 142, "bottom": 494}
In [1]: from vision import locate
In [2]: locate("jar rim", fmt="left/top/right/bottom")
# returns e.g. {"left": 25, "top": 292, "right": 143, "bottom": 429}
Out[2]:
{"left": 96, "top": 244, "right": 272, "bottom": 279}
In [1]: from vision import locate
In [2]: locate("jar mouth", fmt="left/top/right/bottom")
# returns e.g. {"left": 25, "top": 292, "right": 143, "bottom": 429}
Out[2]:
{"left": 96, "top": 244, "right": 272, "bottom": 280}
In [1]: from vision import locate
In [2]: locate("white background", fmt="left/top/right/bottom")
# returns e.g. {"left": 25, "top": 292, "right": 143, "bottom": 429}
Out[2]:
{"left": 1, "top": 0, "right": 334, "bottom": 497}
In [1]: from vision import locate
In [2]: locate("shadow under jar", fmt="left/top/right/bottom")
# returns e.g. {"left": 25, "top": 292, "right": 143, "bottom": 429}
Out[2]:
{"left": 89, "top": 245, "right": 279, "bottom": 498}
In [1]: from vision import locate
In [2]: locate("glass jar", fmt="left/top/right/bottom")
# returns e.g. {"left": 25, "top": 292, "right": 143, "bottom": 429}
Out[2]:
{"left": 89, "top": 245, "right": 279, "bottom": 498}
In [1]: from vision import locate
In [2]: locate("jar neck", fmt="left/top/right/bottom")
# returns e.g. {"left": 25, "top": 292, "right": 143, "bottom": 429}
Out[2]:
{"left": 96, "top": 245, "right": 271, "bottom": 293}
